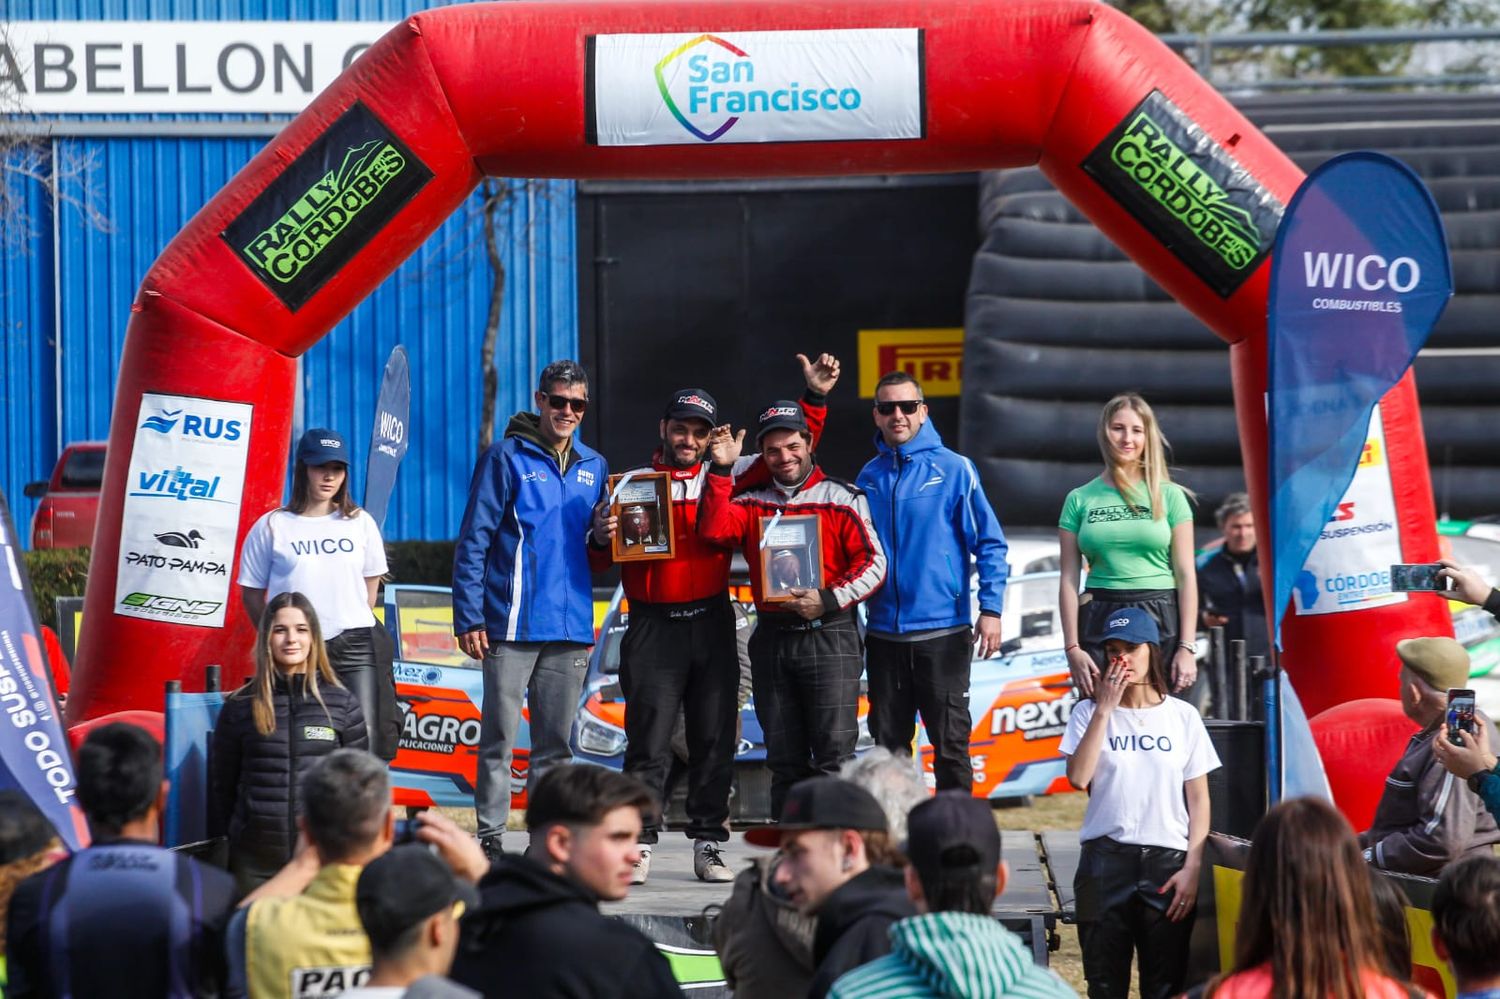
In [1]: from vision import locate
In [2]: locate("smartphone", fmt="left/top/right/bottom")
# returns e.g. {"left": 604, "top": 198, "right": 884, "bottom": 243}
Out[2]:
{"left": 1448, "top": 688, "right": 1477, "bottom": 747}
{"left": 1390, "top": 563, "right": 1450, "bottom": 592}
{"left": 394, "top": 810, "right": 426, "bottom": 844}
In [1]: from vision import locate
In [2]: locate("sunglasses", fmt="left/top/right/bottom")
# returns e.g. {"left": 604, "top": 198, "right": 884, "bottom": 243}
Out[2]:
{"left": 544, "top": 393, "right": 588, "bottom": 415}
{"left": 874, "top": 400, "right": 922, "bottom": 416}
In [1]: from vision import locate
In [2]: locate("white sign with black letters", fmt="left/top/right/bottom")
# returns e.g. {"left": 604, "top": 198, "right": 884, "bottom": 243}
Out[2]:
{"left": 4, "top": 22, "right": 390, "bottom": 114}
{"left": 115, "top": 393, "right": 254, "bottom": 628}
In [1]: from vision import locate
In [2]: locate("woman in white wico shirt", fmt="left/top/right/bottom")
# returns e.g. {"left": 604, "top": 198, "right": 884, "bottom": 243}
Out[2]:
{"left": 238, "top": 428, "right": 395, "bottom": 759}
{"left": 1060, "top": 608, "right": 1219, "bottom": 999}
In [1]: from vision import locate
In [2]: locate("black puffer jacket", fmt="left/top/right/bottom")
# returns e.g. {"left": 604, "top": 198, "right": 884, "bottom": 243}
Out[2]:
{"left": 208, "top": 673, "right": 367, "bottom": 869}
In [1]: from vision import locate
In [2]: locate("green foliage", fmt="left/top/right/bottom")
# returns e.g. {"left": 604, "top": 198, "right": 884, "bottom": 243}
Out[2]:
{"left": 385, "top": 540, "right": 457, "bottom": 587}
{"left": 1111, "top": 0, "right": 1498, "bottom": 80}
{"left": 22, "top": 548, "right": 90, "bottom": 631}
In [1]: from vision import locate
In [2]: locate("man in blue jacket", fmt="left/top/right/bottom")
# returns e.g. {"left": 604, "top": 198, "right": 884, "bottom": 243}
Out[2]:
{"left": 855, "top": 372, "right": 1008, "bottom": 791}
{"left": 453, "top": 359, "right": 610, "bottom": 858}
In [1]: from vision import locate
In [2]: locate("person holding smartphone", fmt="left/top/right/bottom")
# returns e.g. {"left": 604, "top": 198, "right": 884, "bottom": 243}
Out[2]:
{"left": 1360, "top": 637, "right": 1500, "bottom": 875}
{"left": 1434, "top": 702, "right": 1500, "bottom": 826}
{"left": 1060, "top": 608, "right": 1218, "bottom": 998}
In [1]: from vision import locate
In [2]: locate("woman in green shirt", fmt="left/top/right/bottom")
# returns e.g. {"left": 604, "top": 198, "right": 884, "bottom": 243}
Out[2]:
{"left": 1059, "top": 393, "right": 1199, "bottom": 697}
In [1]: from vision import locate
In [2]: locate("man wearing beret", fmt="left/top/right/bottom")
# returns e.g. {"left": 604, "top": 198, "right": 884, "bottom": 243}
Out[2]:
{"left": 1361, "top": 636, "right": 1500, "bottom": 876}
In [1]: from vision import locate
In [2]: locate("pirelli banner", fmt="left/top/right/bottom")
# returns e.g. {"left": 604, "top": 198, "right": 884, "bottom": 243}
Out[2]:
{"left": 1189, "top": 834, "right": 1455, "bottom": 996}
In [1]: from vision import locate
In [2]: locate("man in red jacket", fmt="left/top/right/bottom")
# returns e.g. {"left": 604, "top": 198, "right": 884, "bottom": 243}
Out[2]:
{"left": 697, "top": 404, "right": 886, "bottom": 818}
{"left": 590, "top": 354, "right": 840, "bottom": 884}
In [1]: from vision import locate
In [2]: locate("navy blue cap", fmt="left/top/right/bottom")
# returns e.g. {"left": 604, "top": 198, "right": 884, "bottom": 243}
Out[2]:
{"left": 1093, "top": 607, "right": 1160, "bottom": 646}
{"left": 755, "top": 400, "right": 809, "bottom": 442}
{"left": 664, "top": 389, "right": 717, "bottom": 425}
{"left": 296, "top": 428, "right": 348, "bottom": 466}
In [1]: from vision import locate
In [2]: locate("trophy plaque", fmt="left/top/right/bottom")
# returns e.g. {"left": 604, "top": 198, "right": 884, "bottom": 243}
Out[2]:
{"left": 759, "top": 513, "right": 823, "bottom": 601}
{"left": 608, "top": 471, "right": 674, "bottom": 561}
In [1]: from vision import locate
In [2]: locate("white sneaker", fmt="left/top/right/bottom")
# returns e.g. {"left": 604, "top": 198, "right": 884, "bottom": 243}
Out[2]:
{"left": 630, "top": 846, "right": 652, "bottom": 885}
{"left": 694, "top": 840, "right": 734, "bottom": 883}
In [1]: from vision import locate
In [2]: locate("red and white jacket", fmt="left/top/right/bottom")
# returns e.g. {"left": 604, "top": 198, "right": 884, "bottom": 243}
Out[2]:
{"left": 591, "top": 393, "right": 826, "bottom": 606}
{"left": 697, "top": 464, "right": 886, "bottom": 619}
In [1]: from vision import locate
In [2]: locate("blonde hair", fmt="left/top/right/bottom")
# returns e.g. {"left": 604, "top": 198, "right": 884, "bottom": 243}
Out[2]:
{"left": 238, "top": 592, "right": 342, "bottom": 736}
{"left": 1096, "top": 393, "right": 1192, "bottom": 520}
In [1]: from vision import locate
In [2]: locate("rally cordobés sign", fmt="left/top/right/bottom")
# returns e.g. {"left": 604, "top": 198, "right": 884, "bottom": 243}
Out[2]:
{"left": 3, "top": 21, "right": 389, "bottom": 115}
{"left": 588, "top": 29, "right": 925, "bottom": 147}
{"left": 115, "top": 393, "right": 254, "bottom": 629}
{"left": 221, "top": 102, "right": 433, "bottom": 311}
{"left": 1082, "top": 90, "right": 1284, "bottom": 298}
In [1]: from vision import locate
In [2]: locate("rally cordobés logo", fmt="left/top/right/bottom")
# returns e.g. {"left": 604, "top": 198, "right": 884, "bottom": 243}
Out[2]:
{"left": 222, "top": 102, "right": 433, "bottom": 311}
{"left": 1082, "top": 90, "right": 1283, "bottom": 299}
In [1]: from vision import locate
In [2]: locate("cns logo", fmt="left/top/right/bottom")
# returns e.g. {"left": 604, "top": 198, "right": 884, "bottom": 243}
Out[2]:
{"left": 655, "top": 34, "right": 863, "bottom": 142}
{"left": 139, "top": 408, "right": 243, "bottom": 442}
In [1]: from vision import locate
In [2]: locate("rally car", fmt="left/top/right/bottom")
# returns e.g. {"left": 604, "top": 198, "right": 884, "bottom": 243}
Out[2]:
{"left": 383, "top": 554, "right": 1082, "bottom": 815}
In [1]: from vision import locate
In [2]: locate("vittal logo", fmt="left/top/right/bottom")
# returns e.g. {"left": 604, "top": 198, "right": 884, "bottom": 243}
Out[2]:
{"left": 1083, "top": 90, "right": 1283, "bottom": 298}
{"left": 222, "top": 102, "right": 433, "bottom": 311}
{"left": 655, "top": 34, "right": 864, "bottom": 142}
{"left": 130, "top": 466, "right": 224, "bottom": 503}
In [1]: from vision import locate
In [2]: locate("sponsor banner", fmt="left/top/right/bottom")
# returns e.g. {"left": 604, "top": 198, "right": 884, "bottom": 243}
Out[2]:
{"left": 588, "top": 29, "right": 924, "bottom": 147}
{"left": 220, "top": 102, "right": 433, "bottom": 311}
{"left": 1082, "top": 90, "right": 1283, "bottom": 298}
{"left": 1268, "top": 152, "right": 1452, "bottom": 641}
{"left": 115, "top": 393, "right": 253, "bottom": 628}
{"left": 363, "top": 345, "right": 410, "bottom": 530}
{"left": 1291, "top": 406, "right": 1406, "bottom": 616}
{"left": 0, "top": 489, "right": 88, "bottom": 851}
{"left": 1190, "top": 834, "right": 1452, "bottom": 995}
{"left": 857, "top": 327, "right": 963, "bottom": 398}
{"left": 4, "top": 21, "right": 387, "bottom": 114}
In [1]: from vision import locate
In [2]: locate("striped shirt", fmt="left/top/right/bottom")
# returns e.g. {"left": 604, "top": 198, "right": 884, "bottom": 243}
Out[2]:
{"left": 828, "top": 912, "right": 1077, "bottom": 999}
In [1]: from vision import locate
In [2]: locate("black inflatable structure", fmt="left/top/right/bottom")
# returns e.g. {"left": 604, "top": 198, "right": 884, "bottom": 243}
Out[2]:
{"left": 964, "top": 92, "right": 1500, "bottom": 527}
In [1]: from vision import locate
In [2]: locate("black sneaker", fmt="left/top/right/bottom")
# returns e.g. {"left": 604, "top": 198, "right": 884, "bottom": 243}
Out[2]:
{"left": 480, "top": 834, "right": 504, "bottom": 862}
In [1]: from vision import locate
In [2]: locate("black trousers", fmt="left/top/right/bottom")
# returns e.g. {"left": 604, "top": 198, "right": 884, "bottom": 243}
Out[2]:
{"left": 749, "top": 611, "right": 863, "bottom": 818}
{"left": 1074, "top": 838, "right": 1193, "bottom": 999}
{"left": 326, "top": 625, "right": 399, "bottom": 761}
{"left": 865, "top": 631, "right": 973, "bottom": 790}
{"left": 619, "top": 596, "right": 740, "bottom": 844}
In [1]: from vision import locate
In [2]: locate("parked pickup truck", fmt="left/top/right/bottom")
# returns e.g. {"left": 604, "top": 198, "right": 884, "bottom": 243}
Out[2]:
{"left": 24, "top": 442, "right": 107, "bottom": 549}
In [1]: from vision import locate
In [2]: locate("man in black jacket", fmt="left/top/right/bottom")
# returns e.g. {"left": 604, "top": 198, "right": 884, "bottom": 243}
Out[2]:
{"left": 745, "top": 777, "right": 914, "bottom": 999}
{"left": 449, "top": 764, "right": 682, "bottom": 998}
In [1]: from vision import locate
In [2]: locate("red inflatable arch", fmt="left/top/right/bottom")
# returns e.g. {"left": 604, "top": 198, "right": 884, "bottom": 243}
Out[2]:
{"left": 69, "top": 0, "right": 1449, "bottom": 723}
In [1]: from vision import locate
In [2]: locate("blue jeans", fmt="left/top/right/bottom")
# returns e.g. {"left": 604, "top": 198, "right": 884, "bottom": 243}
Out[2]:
{"left": 474, "top": 641, "right": 590, "bottom": 841}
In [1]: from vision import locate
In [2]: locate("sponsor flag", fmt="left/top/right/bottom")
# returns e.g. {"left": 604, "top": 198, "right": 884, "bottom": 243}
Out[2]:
{"left": 0, "top": 489, "right": 88, "bottom": 850}
{"left": 1268, "top": 152, "right": 1452, "bottom": 644}
{"left": 364, "top": 345, "right": 410, "bottom": 530}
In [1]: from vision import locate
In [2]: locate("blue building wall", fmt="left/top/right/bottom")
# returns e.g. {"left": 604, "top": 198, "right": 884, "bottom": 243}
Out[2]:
{"left": 4, "top": 0, "right": 579, "bottom": 542}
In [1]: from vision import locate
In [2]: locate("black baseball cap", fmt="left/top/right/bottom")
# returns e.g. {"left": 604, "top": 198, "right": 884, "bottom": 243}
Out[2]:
{"left": 664, "top": 389, "right": 718, "bottom": 425}
{"left": 356, "top": 844, "right": 480, "bottom": 951}
{"left": 755, "top": 400, "right": 810, "bottom": 442}
{"left": 296, "top": 428, "right": 348, "bottom": 467}
{"left": 745, "top": 777, "right": 887, "bottom": 847}
{"left": 903, "top": 791, "right": 1001, "bottom": 887}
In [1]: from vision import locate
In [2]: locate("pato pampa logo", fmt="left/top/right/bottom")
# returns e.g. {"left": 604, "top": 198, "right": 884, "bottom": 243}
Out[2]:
{"left": 654, "top": 33, "right": 864, "bottom": 143}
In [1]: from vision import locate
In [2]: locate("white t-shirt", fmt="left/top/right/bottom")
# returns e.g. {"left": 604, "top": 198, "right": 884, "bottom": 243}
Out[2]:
{"left": 238, "top": 509, "right": 388, "bottom": 639}
{"left": 1059, "top": 696, "right": 1221, "bottom": 851}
